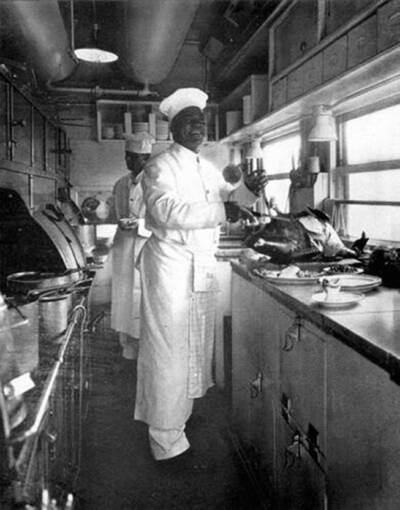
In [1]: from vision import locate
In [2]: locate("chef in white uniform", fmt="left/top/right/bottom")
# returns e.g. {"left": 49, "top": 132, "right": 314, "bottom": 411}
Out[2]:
{"left": 111, "top": 132, "right": 154, "bottom": 360}
{"left": 135, "top": 88, "right": 268, "bottom": 461}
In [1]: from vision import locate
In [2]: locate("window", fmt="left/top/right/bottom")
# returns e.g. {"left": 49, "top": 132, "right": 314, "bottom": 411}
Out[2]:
{"left": 335, "top": 104, "right": 400, "bottom": 243}
{"left": 261, "top": 133, "right": 301, "bottom": 213}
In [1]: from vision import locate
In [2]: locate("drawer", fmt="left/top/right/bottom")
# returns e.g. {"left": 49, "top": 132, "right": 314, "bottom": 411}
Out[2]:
{"left": 271, "top": 78, "right": 287, "bottom": 111}
{"left": 378, "top": 0, "right": 400, "bottom": 52}
{"left": 287, "top": 66, "right": 304, "bottom": 101}
{"left": 348, "top": 14, "right": 377, "bottom": 68}
{"left": 323, "top": 36, "right": 347, "bottom": 82}
{"left": 302, "top": 53, "right": 323, "bottom": 92}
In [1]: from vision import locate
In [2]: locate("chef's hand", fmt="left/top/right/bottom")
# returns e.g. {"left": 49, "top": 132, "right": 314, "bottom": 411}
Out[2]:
{"left": 224, "top": 202, "right": 255, "bottom": 223}
{"left": 244, "top": 169, "right": 268, "bottom": 196}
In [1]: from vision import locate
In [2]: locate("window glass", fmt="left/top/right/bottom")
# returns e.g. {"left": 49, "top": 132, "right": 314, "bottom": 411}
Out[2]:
{"left": 262, "top": 134, "right": 301, "bottom": 175}
{"left": 344, "top": 104, "right": 400, "bottom": 164}
{"left": 261, "top": 133, "right": 300, "bottom": 213}
{"left": 345, "top": 203, "right": 400, "bottom": 242}
{"left": 349, "top": 170, "right": 400, "bottom": 201}
{"left": 264, "top": 179, "right": 291, "bottom": 213}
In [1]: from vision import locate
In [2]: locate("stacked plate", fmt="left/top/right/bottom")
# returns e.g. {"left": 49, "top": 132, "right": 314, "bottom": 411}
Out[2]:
{"left": 312, "top": 274, "right": 381, "bottom": 309}
{"left": 318, "top": 274, "right": 382, "bottom": 293}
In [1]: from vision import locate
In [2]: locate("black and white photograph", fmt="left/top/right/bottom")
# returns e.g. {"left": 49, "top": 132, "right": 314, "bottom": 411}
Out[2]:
{"left": 1, "top": 0, "right": 400, "bottom": 508}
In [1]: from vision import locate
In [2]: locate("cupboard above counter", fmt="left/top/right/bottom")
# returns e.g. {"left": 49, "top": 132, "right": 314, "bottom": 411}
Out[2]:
{"left": 96, "top": 99, "right": 219, "bottom": 143}
{"left": 217, "top": 0, "right": 400, "bottom": 144}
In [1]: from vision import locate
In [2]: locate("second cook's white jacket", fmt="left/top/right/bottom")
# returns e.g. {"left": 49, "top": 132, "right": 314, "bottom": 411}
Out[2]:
{"left": 111, "top": 173, "right": 149, "bottom": 338}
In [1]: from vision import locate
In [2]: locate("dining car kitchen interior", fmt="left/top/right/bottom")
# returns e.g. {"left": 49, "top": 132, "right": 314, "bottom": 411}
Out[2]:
{"left": 2, "top": 0, "right": 400, "bottom": 509}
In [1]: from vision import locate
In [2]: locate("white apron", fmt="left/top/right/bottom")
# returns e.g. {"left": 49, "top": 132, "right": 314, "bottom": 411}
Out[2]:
{"left": 135, "top": 235, "right": 218, "bottom": 429}
{"left": 110, "top": 173, "right": 149, "bottom": 338}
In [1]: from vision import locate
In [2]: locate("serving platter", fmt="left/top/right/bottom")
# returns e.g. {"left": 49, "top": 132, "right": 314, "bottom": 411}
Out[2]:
{"left": 318, "top": 274, "right": 381, "bottom": 292}
{"left": 311, "top": 291, "right": 364, "bottom": 309}
{"left": 253, "top": 268, "right": 320, "bottom": 284}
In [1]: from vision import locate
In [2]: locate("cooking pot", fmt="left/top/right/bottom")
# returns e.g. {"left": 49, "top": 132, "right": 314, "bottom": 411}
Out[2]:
{"left": 7, "top": 270, "right": 82, "bottom": 296}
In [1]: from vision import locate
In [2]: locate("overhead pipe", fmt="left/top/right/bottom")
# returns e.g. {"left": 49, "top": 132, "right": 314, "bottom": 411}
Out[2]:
{"left": 3, "top": 0, "right": 76, "bottom": 83}
{"left": 122, "top": 0, "right": 201, "bottom": 85}
{"left": 46, "top": 84, "right": 158, "bottom": 98}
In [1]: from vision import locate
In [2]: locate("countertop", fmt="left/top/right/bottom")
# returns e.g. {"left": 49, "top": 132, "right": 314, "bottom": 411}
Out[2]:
{"left": 232, "top": 261, "right": 400, "bottom": 383}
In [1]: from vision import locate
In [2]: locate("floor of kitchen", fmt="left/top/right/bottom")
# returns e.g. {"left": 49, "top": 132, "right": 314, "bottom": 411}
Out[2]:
{"left": 75, "top": 302, "right": 269, "bottom": 509}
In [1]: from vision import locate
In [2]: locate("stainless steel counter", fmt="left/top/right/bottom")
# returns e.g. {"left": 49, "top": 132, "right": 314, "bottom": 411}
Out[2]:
{"left": 232, "top": 261, "right": 400, "bottom": 383}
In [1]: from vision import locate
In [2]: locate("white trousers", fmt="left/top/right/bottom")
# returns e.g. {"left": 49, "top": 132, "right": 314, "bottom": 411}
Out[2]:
{"left": 149, "top": 426, "right": 190, "bottom": 460}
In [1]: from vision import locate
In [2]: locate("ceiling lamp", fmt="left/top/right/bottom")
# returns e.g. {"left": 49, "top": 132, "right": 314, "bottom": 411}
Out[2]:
{"left": 74, "top": 23, "right": 118, "bottom": 63}
{"left": 308, "top": 105, "right": 337, "bottom": 142}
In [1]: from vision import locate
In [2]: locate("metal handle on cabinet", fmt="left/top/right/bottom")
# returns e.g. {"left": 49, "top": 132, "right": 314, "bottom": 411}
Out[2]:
{"left": 11, "top": 118, "right": 26, "bottom": 128}
{"left": 250, "top": 371, "right": 263, "bottom": 398}
{"left": 282, "top": 315, "right": 302, "bottom": 351}
{"left": 284, "top": 432, "right": 303, "bottom": 469}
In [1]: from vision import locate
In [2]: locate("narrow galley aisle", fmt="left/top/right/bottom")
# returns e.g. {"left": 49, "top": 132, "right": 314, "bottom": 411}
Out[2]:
{"left": 75, "top": 307, "right": 266, "bottom": 510}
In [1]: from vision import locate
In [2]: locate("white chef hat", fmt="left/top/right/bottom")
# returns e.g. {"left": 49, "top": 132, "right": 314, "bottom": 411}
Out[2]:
{"left": 125, "top": 132, "right": 155, "bottom": 154}
{"left": 159, "top": 88, "right": 208, "bottom": 122}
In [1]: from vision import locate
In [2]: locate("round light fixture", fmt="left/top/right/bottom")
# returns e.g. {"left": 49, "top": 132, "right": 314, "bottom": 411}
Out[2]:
{"left": 74, "top": 48, "right": 118, "bottom": 64}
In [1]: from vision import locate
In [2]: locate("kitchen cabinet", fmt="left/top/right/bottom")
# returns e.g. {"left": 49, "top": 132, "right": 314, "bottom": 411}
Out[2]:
{"left": 322, "top": 35, "right": 347, "bottom": 82}
{"left": 46, "top": 123, "right": 58, "bottom": 175}
{"left": 231, "top": 266, "right": 400, "bottom": 508}
{"left": 218, "top": 75, "right": 268, "bottom": 138}
{"left": 347, "top": 14, "right": 377, "bottom": 68}
{"left": 231, "top": 272, "right": 280, "bottom": 495}
{"left": 33, "top": 109, "right": 45, "bottom": 172}
{"left": 325, "top": 0, "right": 375, "bottom": 36}
{"left": 273, "top": 0, "right": 319, "bottom": 76}
{"left": 377, "top": 0, "right": 400, "bottom": 52}
{"left": 96, "top": 99, "right": 219, "bottom": 143}
{"left": 326, "top": 338, "right": 400, "bottom": 510}
{"left": 10, "top": 89, "right": 32, "bottom": 167}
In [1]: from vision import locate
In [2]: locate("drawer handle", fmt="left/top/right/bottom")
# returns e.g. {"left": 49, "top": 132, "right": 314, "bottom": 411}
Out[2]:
{"left": 282, "top": 316, "right": 302, "bottom": 351}
{"left": 250, "top": 371, "right": 263, "bottom": 398}
{"left": 300, "top": 41, "right": 307, "bottom": 52}
{"left": 388, "top": 11, "right": 400, "bottom": 23}
{"left": 284, "top": 432, "right": 303, "bottom": 469}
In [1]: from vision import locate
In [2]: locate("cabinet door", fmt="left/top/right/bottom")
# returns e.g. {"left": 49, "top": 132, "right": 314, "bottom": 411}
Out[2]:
{"left": 276, "top": 416, "right": 326, "bottom": 510}
{"left": 231, "top": 274, "right": 280, "bottom": 490}
{"left": 11, "top": 89, "right": 32, "bottom": 166}
{"left": 0, "top": 77, "right": 9, "bottom": 160}
{"left": 271, "top": 78, "right": 287, "bottom": 111}
{"left": 325, "top": 0, "right": 375, "bottom": 36}
{"left": 323, "top": 36, "right": 347, "bottom": 82}
{"left": 347, "top": 14, "right": 377, "bottom": 68}
{"left": 274, "top": 0, "right": 319, "bottom": 75}
{"left": 33, "top": 109, "right": 45, "bottom": 172}
{"left": 327, "top": 339, "right": 400, "bottom": 510}
{"left": 279, "top": 310, "right": 326, "bottom": 450}
{"left": 46, "top": 123, "right": 57, "bottom": 174}
{"left": 378, "top": 0, "right": 400, "bottom": 52}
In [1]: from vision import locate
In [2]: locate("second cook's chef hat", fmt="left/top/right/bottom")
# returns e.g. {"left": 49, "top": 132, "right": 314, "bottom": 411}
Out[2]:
{"left": 125, "top": 132, "right": 155, "bottom": 154}
{"left": 159, "top": 88, "right": 208, "bottom": 122}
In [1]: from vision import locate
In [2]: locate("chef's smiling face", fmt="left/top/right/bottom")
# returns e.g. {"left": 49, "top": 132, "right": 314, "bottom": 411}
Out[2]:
{"left": 171, "top": 107, "right": 206, "bottom": 153}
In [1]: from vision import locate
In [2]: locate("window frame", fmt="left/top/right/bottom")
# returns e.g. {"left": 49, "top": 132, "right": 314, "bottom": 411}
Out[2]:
{"left": 333, "top": 99, "right": 400, "bottom": 245}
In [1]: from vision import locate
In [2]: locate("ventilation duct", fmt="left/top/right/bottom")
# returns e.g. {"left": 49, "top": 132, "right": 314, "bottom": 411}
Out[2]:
{"left": 3, "top": 0, "right": 76, "bottom": 83}
{"left": 122, "top": 0, "right": 201, "bottom": 85}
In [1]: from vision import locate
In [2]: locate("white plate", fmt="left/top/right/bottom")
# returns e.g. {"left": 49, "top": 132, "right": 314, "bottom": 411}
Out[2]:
{"left": 318, "top": 274, "right": 381, "bottom": 292}
{"left": 253, "top": 269, "right": 320, "bottom": 284}
{"left": 311, "top": 292, "right": 364, "bottom": 308}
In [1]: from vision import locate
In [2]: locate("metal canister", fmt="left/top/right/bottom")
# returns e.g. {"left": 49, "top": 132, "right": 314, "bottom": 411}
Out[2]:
{"left": 39, "top": 290, "right": 73, "bottom": 366}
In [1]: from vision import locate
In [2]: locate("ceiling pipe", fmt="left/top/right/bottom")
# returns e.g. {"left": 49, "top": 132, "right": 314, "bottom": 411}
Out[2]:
{"left": 3, "top": 0, "right": 76, "bottom": 84}
{"left": 46, "top": 84, "right": 158, "bottom": 98}
{"left": 122, "top": 0, "right": 201, "bottom": 85}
